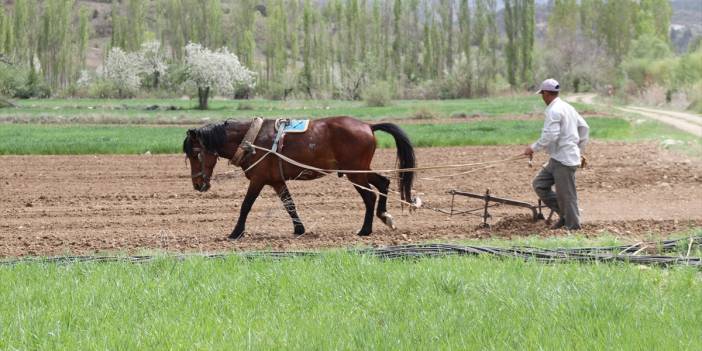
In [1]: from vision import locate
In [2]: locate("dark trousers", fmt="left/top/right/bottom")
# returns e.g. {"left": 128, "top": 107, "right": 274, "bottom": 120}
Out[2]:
{"left": 532, "top": 158, "right": 581, "bottom": 229}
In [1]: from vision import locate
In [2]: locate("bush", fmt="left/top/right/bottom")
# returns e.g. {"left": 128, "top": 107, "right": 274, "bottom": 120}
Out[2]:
{"left": 687, "top": 82, "right": 702, "bottom": 113}
{"left": 0, "top": 64, "right": 24, "bottom": 96}
{"left": 237, "top": 102, "right": 254, "bottom": 110}
{"left": 411, "top": 106, "right": 439, "bottom": 119}
{"left": 362, "top": 81, "right": 392, "bottom": 107}
{"left": 263, "top": 81, "right": 288, "bottom": 100}
{"left": 87, "top": 79, "right": 120, "bottom": 99}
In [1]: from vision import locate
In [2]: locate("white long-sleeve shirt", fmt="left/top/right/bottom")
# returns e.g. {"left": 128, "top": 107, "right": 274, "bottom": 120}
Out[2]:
{"left": 531, "top": 97, "right": 590, "bottom": 167}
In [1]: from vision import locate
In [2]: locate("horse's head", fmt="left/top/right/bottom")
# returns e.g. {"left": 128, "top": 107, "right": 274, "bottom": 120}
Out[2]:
{"left": 183, "top": 129, "right": 220, "bottom": 192}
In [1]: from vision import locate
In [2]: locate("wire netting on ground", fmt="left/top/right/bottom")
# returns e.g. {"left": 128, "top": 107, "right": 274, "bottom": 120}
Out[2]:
{"left": 1, "top": 236, "right": 700, "bottom": 268}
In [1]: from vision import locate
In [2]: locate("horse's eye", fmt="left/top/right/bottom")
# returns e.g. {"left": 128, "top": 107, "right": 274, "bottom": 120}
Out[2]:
{"left": 197, "top": 153, "right": 202, "bottom": 162}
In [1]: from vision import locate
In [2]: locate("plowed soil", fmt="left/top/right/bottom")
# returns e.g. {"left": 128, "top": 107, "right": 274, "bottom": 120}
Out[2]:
{"left": 1, "top": 141, "right": 701, "bottom": 257}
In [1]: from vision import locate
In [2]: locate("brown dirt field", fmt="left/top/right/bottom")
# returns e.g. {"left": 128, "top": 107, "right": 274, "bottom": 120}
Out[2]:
{"left": 1, "top": 141, "right": 701, "bottom": 257}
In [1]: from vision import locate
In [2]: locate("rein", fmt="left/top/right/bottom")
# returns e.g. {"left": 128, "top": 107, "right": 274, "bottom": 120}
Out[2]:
{"left": 190, "top": 147, "right": 212, "bottom": 181}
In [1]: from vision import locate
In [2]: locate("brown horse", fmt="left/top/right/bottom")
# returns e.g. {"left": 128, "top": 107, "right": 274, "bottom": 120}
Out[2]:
{"left": 182, "top": 116, "right": 416, "bottom": 240}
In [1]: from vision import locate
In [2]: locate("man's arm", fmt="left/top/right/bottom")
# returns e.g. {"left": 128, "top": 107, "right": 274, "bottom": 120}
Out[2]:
{"left": 524, "top": 111, "right": 561, "bottom": 155}
{"left": 577, "top": 115, "right": 590, "bottom": 151}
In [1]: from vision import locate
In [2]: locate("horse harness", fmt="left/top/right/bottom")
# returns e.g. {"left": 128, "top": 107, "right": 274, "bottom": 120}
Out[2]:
{"left": 190, "top": 146, "right": 214, "bottom": 182}
{"left": 190, "top": 119, "right": 260, "bottom": 181}
{"left": 193, "top": 117, "right": 310, "bottom": 181}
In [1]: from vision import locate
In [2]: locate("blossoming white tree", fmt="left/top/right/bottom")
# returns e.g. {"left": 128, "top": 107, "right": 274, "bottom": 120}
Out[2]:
{"left": 184, "top": 42, "right": 255, "bottom": 110}
{"left": 103, "top": 47, "right": 142, "bottom": 97}
{"left": 139, "top": 41, "right": 167, "bottom": 89}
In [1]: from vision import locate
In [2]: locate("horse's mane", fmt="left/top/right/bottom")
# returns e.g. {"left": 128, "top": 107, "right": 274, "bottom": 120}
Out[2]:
{"left": 183, "top": 120, "right": 245, "bottom": 155}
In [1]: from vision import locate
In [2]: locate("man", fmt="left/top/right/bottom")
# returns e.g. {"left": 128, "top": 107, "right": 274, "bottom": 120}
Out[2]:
{"left": 524, "top": 78, "right": 589, "bottom": 230}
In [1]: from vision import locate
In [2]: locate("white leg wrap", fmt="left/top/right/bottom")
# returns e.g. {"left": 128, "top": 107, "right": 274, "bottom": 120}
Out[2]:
{"left": 380, "top": 213, "right": 397, "bottom": 230}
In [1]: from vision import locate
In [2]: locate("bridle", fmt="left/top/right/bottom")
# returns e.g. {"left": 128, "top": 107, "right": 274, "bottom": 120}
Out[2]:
{"left": 189, "top": 146, "right": 219, "bottom": 182}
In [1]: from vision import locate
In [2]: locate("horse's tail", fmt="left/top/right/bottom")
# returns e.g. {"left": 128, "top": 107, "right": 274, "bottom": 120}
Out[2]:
{"left": 371, "top": 123, "right": 415, "bottom": 203}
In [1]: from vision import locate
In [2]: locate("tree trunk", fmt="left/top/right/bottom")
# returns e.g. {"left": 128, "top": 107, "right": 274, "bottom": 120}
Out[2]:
{"left": 153, "top": 71, "right": 160, "bottom": 89}
{"left": 198, "top": 87, "right": 210, "bottom": 110}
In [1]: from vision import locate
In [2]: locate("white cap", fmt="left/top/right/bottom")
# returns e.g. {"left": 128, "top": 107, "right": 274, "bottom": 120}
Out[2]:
{"left": 535, "top": 78, "right": 560, "bottom": 94}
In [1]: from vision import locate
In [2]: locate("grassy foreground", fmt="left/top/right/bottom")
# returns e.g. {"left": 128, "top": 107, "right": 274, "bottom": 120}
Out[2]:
{"left": 1, "top": 252, "right": 700, "bottom": 350}
{"left": 0, "top": 117, "right": 689, "bottom": 155}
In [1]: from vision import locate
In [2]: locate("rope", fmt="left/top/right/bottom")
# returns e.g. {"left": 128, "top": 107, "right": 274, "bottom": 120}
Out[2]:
{"left": 245, "top": 142, "right": 527, "bottom": 175}
{"left": 212, "top": 142, "right": 528, "bottom": 208}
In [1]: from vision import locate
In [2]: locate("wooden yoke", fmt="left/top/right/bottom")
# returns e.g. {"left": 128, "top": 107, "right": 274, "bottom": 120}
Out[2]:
{"left": 231, "top": 117, "right": 264, "bottom": 166}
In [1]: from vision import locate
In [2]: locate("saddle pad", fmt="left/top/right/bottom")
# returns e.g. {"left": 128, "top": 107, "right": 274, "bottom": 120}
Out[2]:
{"left": 282, "top": 119, "right": 310, "bottom": 133}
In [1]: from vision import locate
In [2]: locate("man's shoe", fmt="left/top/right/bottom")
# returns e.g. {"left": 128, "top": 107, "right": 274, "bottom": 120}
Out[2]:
{"left": 550, "top": 218, "right": 565, "bottom": 230}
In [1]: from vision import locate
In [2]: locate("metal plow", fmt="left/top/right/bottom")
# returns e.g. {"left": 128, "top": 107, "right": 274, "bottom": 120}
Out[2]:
{"left": 433, "top": 189, "right": 552, "bottom": 228}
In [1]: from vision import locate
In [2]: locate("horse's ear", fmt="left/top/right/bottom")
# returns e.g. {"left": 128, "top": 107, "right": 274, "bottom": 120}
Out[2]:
{"left": 187, "top": 129, "right": 196, "bottom": 138}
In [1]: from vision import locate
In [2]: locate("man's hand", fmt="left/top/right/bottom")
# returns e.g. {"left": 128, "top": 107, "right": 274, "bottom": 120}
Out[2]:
{"left": 523, "top": 146, "right": 534, "bottom": 157}
{"left": 580, "top": 155, "right": 588, "bottom": 169}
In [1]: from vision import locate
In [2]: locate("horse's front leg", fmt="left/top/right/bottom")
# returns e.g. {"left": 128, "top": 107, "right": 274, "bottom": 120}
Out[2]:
{"left": 272, "top": 182, "right": 306, "bottom": 236}
{"left": 229, "top": 181, "right": 265, "bottom": 240}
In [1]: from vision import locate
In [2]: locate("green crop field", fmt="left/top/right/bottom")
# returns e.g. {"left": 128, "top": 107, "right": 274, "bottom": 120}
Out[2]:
{"left": 1, "top": 234, "right": 701, "bottom": 350}
{"left": 0, "top": 96, "right": 595, "bottom": 123}
{"left": 0, "top": 117, "right": 695, "bottom": 155}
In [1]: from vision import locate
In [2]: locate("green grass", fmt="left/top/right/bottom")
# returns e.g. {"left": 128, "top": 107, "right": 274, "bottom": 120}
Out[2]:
{"left": 1, "top": 248, "right": 700, "bottom": 350}
{"left": 0, "top": 116, "right": 692, "bottom": 155}
{"left": 0, "top": 125, "right": 182, "bottom": 155}
{"left": 0, "top": 96, "right": 594, "bottom": 122}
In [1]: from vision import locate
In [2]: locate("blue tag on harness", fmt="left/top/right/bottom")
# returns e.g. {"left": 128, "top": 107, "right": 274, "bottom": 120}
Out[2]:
{"left": 282, "top": 119, "right": 309, "bottom": 133}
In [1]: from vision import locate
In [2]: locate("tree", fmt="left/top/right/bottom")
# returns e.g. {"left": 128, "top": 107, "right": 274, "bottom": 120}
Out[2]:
{"left": 599, "top": 0, "right": 637, "bottom": 65}
{"left": 505, "top": 0, "right": 534, "bottom": 89}
{"left": 301, "top": 0, "right": 314, "bottom": 97}
{"left": 636, "top": 0, "right": 671, "bottom": 42}
{"left": 458, "top": 0, "right": 472, "bottom": 96}
{"left": 77, "top": 6, "right": 90, "bottom": 71}
{"left": 0, "top": 7, "right": 6, "bottom": 56}
{"left": 183, "top": 43, "right": 255, "bottom": 110}
{"left": 38, "top": 0, "right": 73, "bottom": 89}
{"left": 104, "top": 47, "right": 142, "bottom": 97}
{"left": 139, "top": 41, "right": 167, "bottom": 89}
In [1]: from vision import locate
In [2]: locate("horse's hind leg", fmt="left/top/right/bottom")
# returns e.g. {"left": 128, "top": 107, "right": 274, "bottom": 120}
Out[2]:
{"left": 368, "top": 173, "right": 395, "bottom": 230}
{"left": 347, "top": 174, "right": 376, "bottom": 236}
{"left": 273, "top": 182, "right": 305, "bottom": 236}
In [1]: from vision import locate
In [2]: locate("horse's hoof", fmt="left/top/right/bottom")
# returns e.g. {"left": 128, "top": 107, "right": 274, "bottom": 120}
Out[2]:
{"left": 356, "top": 229, "right": 372, "bottom": 236}
{"left": 380, "top": 213, "right": 397, "bottom": 230}
{"left": 294, "top": 225, "right": 306, "bottom": 236}
{"left": 228, "top": 231, "right": 244, "bottom": 241}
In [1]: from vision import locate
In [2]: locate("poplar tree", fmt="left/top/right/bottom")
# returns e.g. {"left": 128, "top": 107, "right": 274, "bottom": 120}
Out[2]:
{"left": 403, "top": 0, "right": 420, "bottom": 81}
{"left": 474, "top": 0, "right": 492, "bottom": 94}
{"left": 38, "top": 0, "right": 73, "bottom": 89}
{"left": 126, "top": 0, "right": 145, "bottom": 51}
{"left": 636, "top": 0, "right": 671, "bottom": 42}
{"left": 599, "top": 0, "right": 637, "bottom": 65}
{"left": 0, "top": 8, "right": 6, "bottom": 55}
{"left": 301, "top": 0, "right": 313, "bottom": 96}
{"left": 520, "top": 0, "right": 534, "bottom": 86}
{"left": 392, "top": 0, "right": 402, "bottom": 78}
{"left": 505, "top": 0, "right": 534, "bottom": 89}
{"left": 13, "top": 0, "right": 30, "bottom": 63}
{"left": 458, "top": 0, "right": 472, "bottom": 95}
{"left": 441, "top": 0, "right": 454, "bottom": 71}
{"left": 77, "top": 6, "right": 90, "bottom": 70}
{"left": 422, "top": 11, "right": 433, "bottom": 79}
{"left": 504, "top": 0, "right": 518, "bottom": 87}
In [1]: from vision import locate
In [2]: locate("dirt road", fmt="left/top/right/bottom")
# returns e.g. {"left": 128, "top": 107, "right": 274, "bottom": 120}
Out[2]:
{"left": 566, "top": 93, "right": 702, "bottom": 137}
{"left": 1, "top": 142, "right": 700, "bottom": 257}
